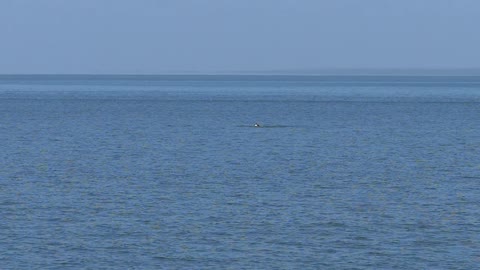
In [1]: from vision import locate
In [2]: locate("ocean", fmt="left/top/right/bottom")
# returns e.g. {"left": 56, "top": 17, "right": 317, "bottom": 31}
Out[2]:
{"left": 1, "top": 75, "right": 479, "bottom": 269}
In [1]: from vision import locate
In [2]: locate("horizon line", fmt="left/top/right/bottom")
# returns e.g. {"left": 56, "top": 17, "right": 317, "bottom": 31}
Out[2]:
{"left": 2, "top": 73, "right": 480, "bottom": 77}
{"left": 2, "top": 68, "right": 480, "bottom": 77}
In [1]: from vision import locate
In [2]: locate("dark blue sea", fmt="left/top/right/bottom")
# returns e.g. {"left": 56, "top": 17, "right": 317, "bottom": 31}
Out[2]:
{"left": 1, "top": 75, "right": 480, "bottom": 269}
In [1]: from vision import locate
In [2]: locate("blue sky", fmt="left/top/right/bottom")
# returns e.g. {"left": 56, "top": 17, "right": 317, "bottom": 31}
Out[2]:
{"left": 0, "top": 0, "right": 479, "bottom": 74}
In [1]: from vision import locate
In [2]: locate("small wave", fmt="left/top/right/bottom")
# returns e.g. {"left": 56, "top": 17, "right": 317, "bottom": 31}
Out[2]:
{"left": 461, "top": 176, "right": 480, "bottom": 179}
{"left": 238, "top": 125, "right": 294, "bottom": 128}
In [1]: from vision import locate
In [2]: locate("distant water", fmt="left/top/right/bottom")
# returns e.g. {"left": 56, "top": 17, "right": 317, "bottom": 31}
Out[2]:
{"left": 1, "top": 75, "right": 480, "bottom": 269}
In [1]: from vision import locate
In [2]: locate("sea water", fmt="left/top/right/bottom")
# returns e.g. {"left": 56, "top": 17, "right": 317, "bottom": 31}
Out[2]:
{"left": 1, "top": 75, "right": 480, "bottom": 269}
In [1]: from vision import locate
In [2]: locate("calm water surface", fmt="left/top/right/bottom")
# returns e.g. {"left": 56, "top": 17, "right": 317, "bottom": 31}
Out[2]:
{"left": 1, "top": 76, "right": 480, "bottom": 269}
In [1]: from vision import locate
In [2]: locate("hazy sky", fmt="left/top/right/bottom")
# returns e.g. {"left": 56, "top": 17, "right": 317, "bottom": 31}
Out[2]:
{"left": 1, "top": 0, "right": 479, "bottom": 74}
